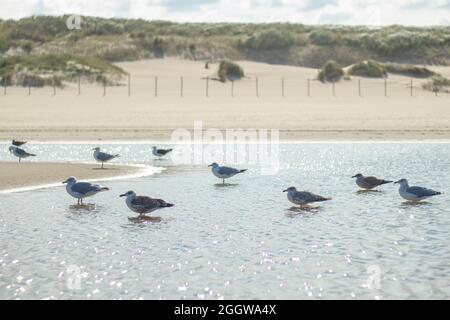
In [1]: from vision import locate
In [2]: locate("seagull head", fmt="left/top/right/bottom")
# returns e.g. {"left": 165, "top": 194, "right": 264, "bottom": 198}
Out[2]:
{"left": 394, "top": 178, "right": 408, "bottom": 185}
{"left": 8, "top": 146, "right": 16, "bottom": 153}
{"left": 208, "top": 162, "right": 218, "bottom": 167}
{"left": 62, "top": 177, "right": 77, "bottom": 184}
{"left": 120, "top": 190, "right": 136, "bottom": 198}
{"left": 283, "top": 186, "right": 297, "bottom": 193}
{"left": 92, "top": 147, "right": 100, "bottom": 151}
{"left": 352, "top": 173, "right": 363, "bottom": 178}
{"left": 152, "top": 146, "right": 157, "bottom": 150}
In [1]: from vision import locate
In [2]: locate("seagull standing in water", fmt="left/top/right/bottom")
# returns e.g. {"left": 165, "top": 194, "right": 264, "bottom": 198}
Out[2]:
{"left": 93, "top": 147, "right": 119, "bottom": 168}
{"left": 352, "top": 173, "right": 392, "bottom": 190}
{"left": 395, "top": 179, "right": 441, "bottom": 202}
{"left": 12, "top": 139, "right": 27, "bottom": 147}
{"left": 8, "top": 145, "right": 36, "bottom": 163}
{"left": 208, "top": 162, "right": 247, "bottom": 184}
{"left": 283, "top": 186, "right": 331, "bottom": 207}
{"left": 63, "top": 177, "right": 109, "bottom": 205}
{"left": 152, "top": 146, "right": 173, "bottom": 158}
{"left": 120, "top": 191, "right": 174, "bottom": 217}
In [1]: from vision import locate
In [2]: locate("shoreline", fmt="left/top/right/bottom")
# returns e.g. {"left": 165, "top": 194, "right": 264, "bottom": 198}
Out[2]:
{"left": 0, "top": 162, "right": 163, "bottom": 193}
{"left": 3, "top": 129, "right": 450, "bottom": 142}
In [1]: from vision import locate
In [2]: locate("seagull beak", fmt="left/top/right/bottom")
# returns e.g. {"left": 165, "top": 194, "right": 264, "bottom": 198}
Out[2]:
{"left": 283, "top": 189, "right": 288, "bottom": 192}
{"left": 120, "top": 193, "right": 126, "bottom": 197}
{"left": 351, "top": 175, "right": 356, "bottom": 178}
{"left": 208, "top": 164, "right": 213, "bottom": 167}
{"left": 394, "top": 180, "right": 400, "bottom": 184}
{"left": 62, "top": 179, "right": 68, "bottom": 184}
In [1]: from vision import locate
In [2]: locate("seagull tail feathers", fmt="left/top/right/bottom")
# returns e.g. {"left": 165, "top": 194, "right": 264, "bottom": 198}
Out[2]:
{"left": 239, "top": 169, "right": 248, "bottom": 173}
{"left": 381, "top": 180, "right": 393, "bottom": 185}
{"left": 163, "top": 203, "right": 174, "bottom": 207}
{"left": 100, "top": 187, "right": 110, "bottom": 191}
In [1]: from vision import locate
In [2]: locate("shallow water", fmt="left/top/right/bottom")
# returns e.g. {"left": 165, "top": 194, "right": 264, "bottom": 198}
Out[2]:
{"left": 0, "top": 142, "right": 449, "bottom": 299}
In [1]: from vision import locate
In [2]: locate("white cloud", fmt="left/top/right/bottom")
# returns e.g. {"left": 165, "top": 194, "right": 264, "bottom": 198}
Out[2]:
{"left": 0, "top": 0, "right": 448, "bottom": 25}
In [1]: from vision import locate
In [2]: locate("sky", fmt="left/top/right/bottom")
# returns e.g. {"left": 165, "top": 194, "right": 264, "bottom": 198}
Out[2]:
{"left": 0, "top": 0, "right": 449, "bottom": 26}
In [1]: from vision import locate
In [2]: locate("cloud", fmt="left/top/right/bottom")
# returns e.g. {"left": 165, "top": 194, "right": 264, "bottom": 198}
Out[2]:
{"left": 0, "top": 0, "right": 448, "bottom": 25}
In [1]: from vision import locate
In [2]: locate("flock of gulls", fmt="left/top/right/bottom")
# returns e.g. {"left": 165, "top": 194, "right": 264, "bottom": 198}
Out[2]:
{"left": 7, "top": 140, "right": 442, "bottom": 221}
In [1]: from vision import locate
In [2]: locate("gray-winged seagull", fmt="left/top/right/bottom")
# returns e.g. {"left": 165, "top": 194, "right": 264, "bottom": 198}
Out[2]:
{"left": 63, "top": 177, "right": 109, "bottom": 205}
{"left": 208, "top": 162, "right": 247, "bottom": 184}
{"left": 120, "top": 190, "right": 174, "bottom": 216}
{"left": 395, "top": 179, "right": 441, "bottom": 202}
{"left": 8, "top": 145, "right": 36, "bottom": 163}
{"left": 283, "top": 186, "right": 331, "bottom": 207}
{"left": 93, "top": 147, "right": 119, "bottom": 168}
{"left": 152, "top": 146, "right": 173, "bottom": 158}
{"left": 352, "top": 173, "right": 392, "bottom": 190}
{"left": 12, "top": 139, "right": 27, "bottom": 147}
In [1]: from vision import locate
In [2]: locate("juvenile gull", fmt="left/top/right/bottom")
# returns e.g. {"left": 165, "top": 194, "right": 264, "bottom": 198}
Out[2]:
{"left": 93, "top": 147, "right": 119, "bottom": 168}
{"left": 12, "top": 139, "right": 27, "bottom": 147}
{"left": 352, "top": 173, "right": 392, "bottom": 190}
{"left": 208, "top": 162, "right": 247, "bottom": 184}
{"left": 8, "top": 145, "right": 36, "bottom": 163}
{"left": 283, "top": 186, "right": 331, "bottom": 206}
{"left": 395, "top": 179, "right": 441, "bottom": 202}
{"left": 120, "top": 190, "right": 174, "bottom": 216}
{"left": 152, "top": 146, "right": 173, "bottom": 158}
{"left": 63, "top": 177, "right": 109, "bottom": 205}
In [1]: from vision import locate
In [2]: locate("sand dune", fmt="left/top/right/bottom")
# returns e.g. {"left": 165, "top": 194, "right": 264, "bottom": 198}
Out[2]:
{"left": 0, "top": 58, "right": 449, "bottom": 141}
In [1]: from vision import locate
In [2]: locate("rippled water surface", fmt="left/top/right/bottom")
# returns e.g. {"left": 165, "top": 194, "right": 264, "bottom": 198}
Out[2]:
{"left": 0, "top": 142, "right": 449, "bottom": 299}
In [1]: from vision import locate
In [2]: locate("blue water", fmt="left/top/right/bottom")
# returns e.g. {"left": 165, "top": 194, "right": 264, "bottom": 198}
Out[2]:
{"left": 0, "top": 142, "right": 449, "bottom": 299}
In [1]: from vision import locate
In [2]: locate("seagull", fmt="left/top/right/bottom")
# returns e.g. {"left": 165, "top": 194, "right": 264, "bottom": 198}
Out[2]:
{"left": 12, "top": 139, "right": 27, "bottom": 147}
{"left": 352, "top": 173, "right": 392, "bottom": 190}
{"left": 92, "top": 147, "right": 119, "bottom": 168}
{"left": 208, "top": 162, "right": 247, "bottom": 184}
{"left": 152, "top": 146, "right": 173, "bottom": 158}
{"left": 8, "top": 145, "right": 36, "bottom": 163}
{"left": 395, "top": 179, "right": 441, "bottom": 202}
{"left": 62, "top": 177, "right": 109, "bottom": 205}
{"left": 283, "top": 186, "right": 331, "bottom": 207}
{"left": 120, "top": 190, "right": 174, "bottom": 216}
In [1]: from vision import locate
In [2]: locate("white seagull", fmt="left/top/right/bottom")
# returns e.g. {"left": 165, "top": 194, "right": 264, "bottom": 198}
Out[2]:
{"left": 152, "top": 146, "right": 173, "bottom": 158}
{"left": 120, "top": 190, "right": 174, "bottom": 216}
{"left": 8, "top": 145, "right": 36, "bottom": 163}
{"left": 283, "top": 186, "right": 331, "bottom": 207}
{"left": 208, "top": 162, "right": 247, "bottom": 184}
{"left": 63, "top": 177, "right": 109, "bottom": 205}
{"left": 352, "top": 173, "right": 392, "bottom": 190}
{"left": 395, "top": 179, "right": 441, "bottom": 202}
{"left": 93, "top": 147, "right": 119, "bottom": 168}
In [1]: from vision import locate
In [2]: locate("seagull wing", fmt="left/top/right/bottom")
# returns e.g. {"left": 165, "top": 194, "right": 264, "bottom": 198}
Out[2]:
{"left": 131, "top": 196, "right": 173, "bottom": 211}
{"left": 218, "top": 166, "right": 241, "bottom": 175}
{"left": 294, "top": 191, "right": 330, "bottom": 203}
{"left": 408, "top": 186, "right": 440, "bottom": 197}
{"left": 157, "top": 149, "right": 173, "bottom": 155}
{"left": 71, "top": 182, "right": 102, "bottom": 195}
{"left": 96, "top": 151, "right": 118, "bottom": 162}
{"left": 364, "top": 176, "right": 392, "bottom": 186}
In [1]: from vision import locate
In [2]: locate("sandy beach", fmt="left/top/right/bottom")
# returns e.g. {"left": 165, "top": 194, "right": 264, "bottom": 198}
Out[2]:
{"left": 0, "top": 162, "right": 142, "bottom": 191}
{"left": 0, "top": 58, "right": 449, "bottom": 142}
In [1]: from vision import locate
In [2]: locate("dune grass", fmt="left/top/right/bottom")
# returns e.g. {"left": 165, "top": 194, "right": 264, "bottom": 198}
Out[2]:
{"left": 0, "top": 54, "right": 126, "bottom": 87}
{"left": 347, "top": 60, "right": 387, "bottom": 78}
{"left": 0, "top": 16, "right": 448, "bottom": 68}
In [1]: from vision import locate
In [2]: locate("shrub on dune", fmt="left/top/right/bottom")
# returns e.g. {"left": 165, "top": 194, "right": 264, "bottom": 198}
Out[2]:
{"left": 217, "top": 60, "right": 244, "bottom": 82}
{"left": 383, "top": 63, "right": 436, "bottom": 78}
{"left": 318, "top": 60, "right": 344, "bottom": 83}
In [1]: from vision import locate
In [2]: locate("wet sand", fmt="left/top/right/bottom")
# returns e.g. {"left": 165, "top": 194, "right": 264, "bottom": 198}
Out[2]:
{"left": 0, "top": 162, "right": 142, "bottom": 192}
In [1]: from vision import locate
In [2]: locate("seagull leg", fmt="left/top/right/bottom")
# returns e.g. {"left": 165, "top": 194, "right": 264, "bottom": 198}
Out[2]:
{"left": 101, "top": 162, "right": 104, "bottom": 169}
{"left": 222, "top": 179, "right": 225, "bottom": 185}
